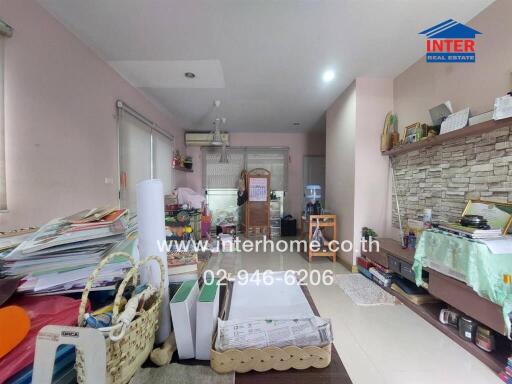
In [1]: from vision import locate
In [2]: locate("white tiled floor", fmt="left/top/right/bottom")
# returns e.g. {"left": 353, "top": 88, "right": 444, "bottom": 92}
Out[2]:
{"left": 212, "top": 247, "right": 502, "bottom": 384}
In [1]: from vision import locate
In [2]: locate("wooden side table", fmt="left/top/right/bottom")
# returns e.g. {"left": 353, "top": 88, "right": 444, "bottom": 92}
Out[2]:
{"left": 301, "top": 214, "right": 337, "bottom": 262}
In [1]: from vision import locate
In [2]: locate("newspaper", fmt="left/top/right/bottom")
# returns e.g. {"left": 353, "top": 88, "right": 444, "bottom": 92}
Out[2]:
{"left": 215, "top": 316, "right": 333, "bottom": 352}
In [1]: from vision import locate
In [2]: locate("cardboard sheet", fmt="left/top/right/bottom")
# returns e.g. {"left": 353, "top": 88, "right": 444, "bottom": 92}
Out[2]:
{"left": 228, "top": 271, "right": 314, "bottom": 320}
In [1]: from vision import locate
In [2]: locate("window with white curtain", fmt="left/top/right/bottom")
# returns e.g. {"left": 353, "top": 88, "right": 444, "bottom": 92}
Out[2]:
{"left": 202, "top": 147, "right": 288, "bottom": 191}
{"left": 118, "top": 103, "right": 174, "bottom": 212}
{"left": 152, "top": 129, "right": 173, "bottom": 193}
{"left": 202, "top": 147, "right": 289, "bottom": 220}
{"left": 202, "top": 148, "right": 245, "bottom": 189}
{"left": 0, "top": 20, "right": 12, "bottom": 211}
{"left": 246, "top": 148, "right": 288, "bottom": 191}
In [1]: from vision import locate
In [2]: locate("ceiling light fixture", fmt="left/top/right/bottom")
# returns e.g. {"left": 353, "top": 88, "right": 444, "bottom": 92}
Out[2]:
{"left": 209, "top": 100, "right": 224, "bottom": 146}
{"left": 219, "top": 143, "right": 229, "bottom": 164}
{"left": 208, "top": 100, "right": 229, "bottom": 163}
{"left": 322, "top": 69, "right": 335, "bottom": 83}
{"left": 184, "top": 72, "right": 196, "bottom": 79}
{"left": 211, "top": 118, "right": 224, "bottom": 146}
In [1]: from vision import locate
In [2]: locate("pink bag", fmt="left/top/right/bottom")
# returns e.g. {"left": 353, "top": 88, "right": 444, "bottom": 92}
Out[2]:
{"left": 0, "top": 295, "right": 87, "bottom": 383}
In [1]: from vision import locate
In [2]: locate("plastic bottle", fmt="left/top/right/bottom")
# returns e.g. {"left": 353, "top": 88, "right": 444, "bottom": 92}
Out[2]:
{"left": 409, "top": 231, "right": 416, "bottom": 249}
{"left": 402, "top": 226, "right": 409, "bottom": 249}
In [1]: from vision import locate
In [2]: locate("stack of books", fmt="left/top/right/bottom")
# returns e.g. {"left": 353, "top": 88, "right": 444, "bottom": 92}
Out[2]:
{"left": 369, "top": 267, "right": 394, "bottom": 287}
{"left": 168, "top": 251, "right": 198, "bottom": 283}
{"left": 499, "top": 356, "right": 512, "bottom": 383}
{"left": 2, "top": 208, "right": 133, "bottom": 295}
{"left": 438, "top": 223, "right": 503, "bottom": 239}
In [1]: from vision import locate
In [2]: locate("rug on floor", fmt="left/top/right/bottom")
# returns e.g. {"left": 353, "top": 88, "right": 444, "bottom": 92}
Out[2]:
{"left": 130, "top": 363, "right": 234, "bottom": 384}
{"left": 336, "top": 273, "right": 397, "bottom": 306}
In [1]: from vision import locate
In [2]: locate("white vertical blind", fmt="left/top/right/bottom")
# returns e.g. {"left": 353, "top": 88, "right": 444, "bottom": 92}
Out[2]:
{"left": 152, "top": 129, "right": 173, "bottom": 194}
{"left": 0, "top": 37, "right": 6, "bottom": 210}
{"left": 118, "top": 111, "right": 152, "bottom": 212}
{"left": 246, "top": 148, "right": 288, "bottom": 191}
{"left": 118, "top": 104, "right": 174, "bottom": 212}
{"left": 202, "top": 147, "right": 288, "bottom": 192}
{"left": 203, "top": 148, "right": 245, "bottom": 189}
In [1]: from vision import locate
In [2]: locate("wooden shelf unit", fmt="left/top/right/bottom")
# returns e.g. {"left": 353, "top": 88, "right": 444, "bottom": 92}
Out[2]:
{"left": 362, "top": 238, "right": 511, "bottom": 375}
{"left": 301, "top": 214, "right": 337, "bottom": 262}
{"left": 382, "top": 116, "right": 512, "bottom": 157}
{"left": 384, "top": 290, "right": 509, "bottom": 374}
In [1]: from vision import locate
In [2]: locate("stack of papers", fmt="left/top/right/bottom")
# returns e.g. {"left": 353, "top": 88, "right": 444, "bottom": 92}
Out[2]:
{"left": 1, "top": 208, "right": 134, "bottom": 295}
{"left": 438, "top": 223, "right": 503, "bottom": 239}
{"left": 477, "top": 236, "right": 512, "bottom": 254}
{"left": 493, "top": 94, "right": 512, "bottom": 120}
{"left": 440, "top": 107, "right": 469, "bottom": 134}
{"left": 0, "top": 228, "right": 38, "bottom": 257}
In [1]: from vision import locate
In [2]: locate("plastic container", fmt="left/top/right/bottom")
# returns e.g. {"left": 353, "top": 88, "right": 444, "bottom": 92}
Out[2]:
{"left": 475, "top": 325, "right": 495, "bottom": 352}
{"left": 458, "top": 316, "right": 477, "bottom": 342}
{"left": 304, "top": 185, "right": 322, "bottom": 204}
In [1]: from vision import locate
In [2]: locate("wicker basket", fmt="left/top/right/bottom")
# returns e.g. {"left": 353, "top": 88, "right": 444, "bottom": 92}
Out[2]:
{"left": 211, "top": 344, "right": 331, "bottom": 373}
{"left": 76, "top": 252, "right": 164, "bottom": 384}
{"left": 210, "top": 281, "right": 332, "bottom": 373}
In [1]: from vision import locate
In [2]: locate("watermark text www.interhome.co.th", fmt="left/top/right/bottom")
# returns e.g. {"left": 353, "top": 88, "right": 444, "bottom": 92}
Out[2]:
{"left": 157, "top": 236, "right": 380, "bottom": 254}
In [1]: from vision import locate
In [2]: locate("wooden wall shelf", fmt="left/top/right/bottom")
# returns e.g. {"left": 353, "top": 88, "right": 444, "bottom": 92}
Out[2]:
{"left": 173, "top": 166, "right": 193, "bottom": 173}
{"left": 382, "top": 116, "right": 512, "bottom": 157}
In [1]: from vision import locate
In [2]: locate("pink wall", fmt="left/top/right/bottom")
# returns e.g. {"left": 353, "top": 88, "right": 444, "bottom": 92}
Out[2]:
{"left": 0, "top": 0, "right": 186, "bottom": 231}
{"left": 326, "top": 78, "right": 393, "bottom": 266}
{"left": 326, "top": 82, "right": 356, "bottom": 265}
{"left": 353, "top": 77, "right": 393, "bottom": 261}
{"left": 394, "top": 0, "right": 512, "bottom": 131}
{"left": 186, "top": 131, "right": 326, "bottom": 221}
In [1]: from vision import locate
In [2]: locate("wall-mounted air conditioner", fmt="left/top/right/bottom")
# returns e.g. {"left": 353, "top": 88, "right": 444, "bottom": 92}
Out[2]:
{"left": 185, "top": 132, "right": 229, "bottom": 147}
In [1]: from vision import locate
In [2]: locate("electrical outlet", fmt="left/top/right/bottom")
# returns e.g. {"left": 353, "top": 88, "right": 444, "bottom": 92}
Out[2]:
{"left": 104, "top": 177, "right": 114, "bottom": 185}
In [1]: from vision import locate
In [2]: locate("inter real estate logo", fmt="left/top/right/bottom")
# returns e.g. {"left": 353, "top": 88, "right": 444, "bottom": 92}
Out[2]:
{"left": 419, "top": 19, "right": 481, "bottom": 63}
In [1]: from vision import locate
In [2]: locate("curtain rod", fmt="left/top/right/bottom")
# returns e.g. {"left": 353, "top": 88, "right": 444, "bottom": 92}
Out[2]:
{"left": 0, "top": 19, "right": 13, "bottom": 37}
{"left": 202, "top": 146, "right": 289, "bottom": 151}
{"left": 116, "top": 100, "right": 174, "bottom": 141}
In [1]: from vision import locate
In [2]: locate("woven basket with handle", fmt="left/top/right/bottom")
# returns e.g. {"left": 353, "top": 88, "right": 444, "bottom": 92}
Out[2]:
{"left": 76, "top": 252, "right": 164, "bottom": 384}
{"left": 210, "top": 280, "right": 332, "bottom": 373}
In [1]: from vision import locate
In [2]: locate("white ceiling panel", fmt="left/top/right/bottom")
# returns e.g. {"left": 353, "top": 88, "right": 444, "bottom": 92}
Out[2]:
{"left": 36, "top": 0, "right": 496, "bottom": 132}
{"left": 109, "top": 60, "right": 225, "bottom": 88}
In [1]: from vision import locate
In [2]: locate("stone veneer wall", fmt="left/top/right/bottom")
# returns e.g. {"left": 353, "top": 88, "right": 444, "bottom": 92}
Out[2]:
{"left": 392, "top": 125, "right": 512, "bottom": 228}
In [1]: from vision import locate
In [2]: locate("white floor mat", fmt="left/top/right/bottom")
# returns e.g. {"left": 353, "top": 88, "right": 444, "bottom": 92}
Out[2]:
{"left": 336, "top": 273, "right": 397, "bottom": 306}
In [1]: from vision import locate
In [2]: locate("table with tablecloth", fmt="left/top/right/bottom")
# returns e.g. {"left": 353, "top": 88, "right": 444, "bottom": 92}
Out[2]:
{"left": 413, "top": 229, "right": 512, "bottom": 336}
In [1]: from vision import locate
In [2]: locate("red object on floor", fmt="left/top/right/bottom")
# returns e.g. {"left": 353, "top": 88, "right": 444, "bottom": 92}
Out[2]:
{"left": 0, "top": 295, "right": 88, "bottom": 383}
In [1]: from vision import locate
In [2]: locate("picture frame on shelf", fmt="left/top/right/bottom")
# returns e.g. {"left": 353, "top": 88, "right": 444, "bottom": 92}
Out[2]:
{"left": 403, "top": 122, "right": 421, "bottom": 144}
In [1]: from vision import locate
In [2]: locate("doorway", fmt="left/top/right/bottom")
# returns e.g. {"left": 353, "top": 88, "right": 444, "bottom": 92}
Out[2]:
{"left": 303, "top": 155, "right": 325, "bottom": 208}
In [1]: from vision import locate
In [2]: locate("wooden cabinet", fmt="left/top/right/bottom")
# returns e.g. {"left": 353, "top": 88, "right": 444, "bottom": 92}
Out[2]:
{"left": 363, "top": 238, "right": 507, "bottom": 335}
{"left": 428, "top": 269, "right": 506, "bottom": 335}
{"left": 361, "top": 238, "right": 510, "bottom": 373}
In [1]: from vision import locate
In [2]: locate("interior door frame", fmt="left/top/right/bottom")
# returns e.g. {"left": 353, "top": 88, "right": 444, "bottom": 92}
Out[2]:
{"left": 302, "top": 155, "right": 326, "bottom": 208}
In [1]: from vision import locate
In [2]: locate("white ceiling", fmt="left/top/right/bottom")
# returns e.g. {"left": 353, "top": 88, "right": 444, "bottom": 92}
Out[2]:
{"left": 37, "top": 0, "right": 494, "bottom": 132}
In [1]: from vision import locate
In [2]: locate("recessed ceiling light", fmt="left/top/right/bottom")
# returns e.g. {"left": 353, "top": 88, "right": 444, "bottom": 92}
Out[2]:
{"left": 322, "top": 70, "right": 335, "bottom": 83}
{"left": 184, "top": 72, "right": 196, "bottom": 79}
